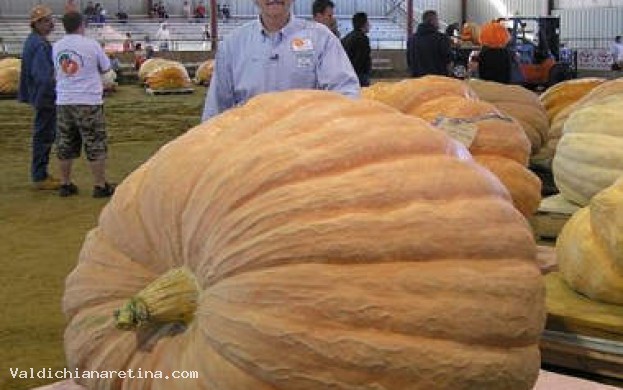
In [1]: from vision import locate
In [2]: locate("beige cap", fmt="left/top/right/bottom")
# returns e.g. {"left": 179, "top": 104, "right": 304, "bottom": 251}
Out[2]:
{"left": 30, "top": 5, "right": 53, "bottom": 23}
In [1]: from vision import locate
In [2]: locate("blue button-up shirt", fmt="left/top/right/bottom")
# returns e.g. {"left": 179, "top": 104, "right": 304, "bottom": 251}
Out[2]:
{"left": 18, "top": 32, "right": 56, "bottom": 109}
{"left": 202, "top": 15, "right": 360, "bottom": 121}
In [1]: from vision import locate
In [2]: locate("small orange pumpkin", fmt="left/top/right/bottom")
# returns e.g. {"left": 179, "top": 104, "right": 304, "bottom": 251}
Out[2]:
{"left": 479, "top": 21, "right": 510, "bottom": 49}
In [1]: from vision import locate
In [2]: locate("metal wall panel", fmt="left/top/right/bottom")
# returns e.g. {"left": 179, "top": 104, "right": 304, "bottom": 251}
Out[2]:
{"left": 554, "top": 7, "right": 623, "bottom": 48}
{"left": 467, "top": 0, "right": 547, "bottom": 24}
{"left": 437, "top": 0, "right": 462, "bottom": 24}
{"left": 0, "top": 0, "right": 43, "bottom": 17}
{"left": 556, "top": 0, "right": 623, "bottom": 7}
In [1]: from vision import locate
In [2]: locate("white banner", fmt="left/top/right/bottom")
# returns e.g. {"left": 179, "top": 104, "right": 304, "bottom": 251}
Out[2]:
{"left": 576, "top": 48, "right": 614, "bottom": 70}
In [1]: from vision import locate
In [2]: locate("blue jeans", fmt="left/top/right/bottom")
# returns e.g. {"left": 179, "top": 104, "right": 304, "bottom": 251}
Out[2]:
{"left": 31, "top": 107, "right": 56, "bottom": 182}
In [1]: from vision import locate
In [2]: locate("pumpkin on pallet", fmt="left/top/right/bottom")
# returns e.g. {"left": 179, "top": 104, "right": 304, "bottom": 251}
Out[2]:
{"left": 468, "top": 79, "right": 549, "bottom": 155}
{"left": 194, "top": 59, "right": 214, "bottom": 86}
{"left": 138, "top": 58, "right": 187, "bottom": 83}
{"left": 0, "top": 58, "right": 21, "bottom": 95}
{"left": 63, "top": 90, "right": 545, "bottom": 390}
{"left": 553, "top": 94, "right": 623, "bottom": 206}
{"left": 556, "top": 177, "right": 623, "bottom": 305}
{"left": 145, "top": 65, "right": 192, "bottom": 90}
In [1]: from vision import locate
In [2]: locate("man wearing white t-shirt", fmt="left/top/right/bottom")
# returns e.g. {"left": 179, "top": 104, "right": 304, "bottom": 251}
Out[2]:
{"left": 610, "top": 36, "right": 623, "bottom": 70}
{"left": 52, "top": 11, "right": 115, "bottom": 198}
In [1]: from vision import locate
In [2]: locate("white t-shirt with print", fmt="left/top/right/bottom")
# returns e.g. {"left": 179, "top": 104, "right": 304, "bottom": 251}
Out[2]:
{"left": 53, "top": 34, "right": 111, "bottom": 105}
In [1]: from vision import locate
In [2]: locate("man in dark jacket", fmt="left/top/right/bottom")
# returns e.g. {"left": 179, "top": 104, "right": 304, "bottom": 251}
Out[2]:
{"left": 18, "top": 5, "right": 60, "bottom": 190}
{"left": 406, "top": 10, "right": 451, "bottom": 77}
{"left": 341, "top": 12, "right": 371, "bottom": 86}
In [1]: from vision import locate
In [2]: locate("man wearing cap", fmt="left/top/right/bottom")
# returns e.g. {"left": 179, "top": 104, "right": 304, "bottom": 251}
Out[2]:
{"left": 18, "top": 5, "right": 60, "bottom": 190}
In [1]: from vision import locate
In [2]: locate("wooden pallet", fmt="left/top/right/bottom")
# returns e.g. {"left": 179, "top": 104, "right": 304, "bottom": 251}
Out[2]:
{"left": 542, "top": 272, "right": 623, "bottom": 381}
{"left": 541, "top": 330, "right": 623, "bottom": 381}
{"left": 530, "top": 194, "right": 580, "bottom": 239}
{"left": 145, "top": 87, "right": 194, "bottom": 96}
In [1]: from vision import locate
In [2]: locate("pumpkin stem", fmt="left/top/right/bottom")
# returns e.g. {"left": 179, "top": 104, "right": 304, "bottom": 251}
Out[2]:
{"left": 114, "top": 267, "right": 199, "bottom": 330}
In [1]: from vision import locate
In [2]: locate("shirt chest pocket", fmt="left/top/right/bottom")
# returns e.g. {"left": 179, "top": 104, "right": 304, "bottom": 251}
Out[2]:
{"left": 289, "top": 51, "right": 317, "bottom": 87}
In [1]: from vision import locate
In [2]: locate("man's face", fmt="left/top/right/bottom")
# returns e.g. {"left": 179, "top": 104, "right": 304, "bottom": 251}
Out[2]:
{"left": 255, "top": 0, "right": 293, "bottom": 19}
{"left": 34, "top": 16, "right": 55, "bottom": 36}
{"left": 315, "top": 6, "right": 334, "bottom": 27}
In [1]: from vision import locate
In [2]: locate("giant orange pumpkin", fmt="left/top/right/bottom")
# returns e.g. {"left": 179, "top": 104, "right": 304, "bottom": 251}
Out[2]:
{"left": 468, "top": 79, "right": 549, "bottom": 154}
{"left": 63, "top": 90, "right": 545, "bottom": 390}
{"left": 406, "top": 95, "right": 541, "bottom": 216}
{"left": 363, "top": 76, "right": 478, "bottom": 113}
{"left": 479, "top": 21, "right": 511, "bottom": 49}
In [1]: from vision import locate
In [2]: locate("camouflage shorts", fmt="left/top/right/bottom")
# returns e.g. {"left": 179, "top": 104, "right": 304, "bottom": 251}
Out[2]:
{"left": 56, "top": 105, "right": 107, "bottom": 161}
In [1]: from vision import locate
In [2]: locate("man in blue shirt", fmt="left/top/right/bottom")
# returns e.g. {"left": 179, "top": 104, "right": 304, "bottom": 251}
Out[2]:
{"left": 202, "top": 0, "right": 360, "bottom": 121}
{"left": 18, "top": 5, "right": 60, "bottom": 190}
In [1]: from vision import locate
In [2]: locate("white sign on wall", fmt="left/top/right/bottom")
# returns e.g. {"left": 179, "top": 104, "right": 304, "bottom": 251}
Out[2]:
{"left": 576, "top": 48, "right": 614, "bottom": 70}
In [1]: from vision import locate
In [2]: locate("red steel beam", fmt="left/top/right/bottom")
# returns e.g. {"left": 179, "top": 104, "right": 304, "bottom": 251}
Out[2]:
{"left": 210, "top": 0, "right": 218, "bottom": 51}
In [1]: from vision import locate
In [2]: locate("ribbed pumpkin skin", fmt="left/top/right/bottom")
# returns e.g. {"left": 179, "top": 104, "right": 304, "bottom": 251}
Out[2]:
{"left": 405, "top": 96, "right": 540, "bottom": 216}
{"left": 362, "top": 76, "right": 478, "bottom": 114}
{"left": 146, "top": 66, "right": 192, "bottom": 90}
{"left": 548, "top": 79, "right": 623, "bottom": 150}
{"left": 409, "top": 96, "right": 531, "bottom": 165}
{"left": 63, "top": 90, "right": 544, "bottom": 390}
{"left": 474, "top": 156, "right": 543, "bottom": 218}
{"left": 557, "top": 178, "right": 623, "bottom": 305}
{"left": 553, "top": 95, "right": 623, "bottom": 206}
{"left": 540, "top": 78, "right": 606, "bottom": 122}
{"left": 138, "top": 59, "right": 188, "bottom": 82}
{"left": 468, "top": 79, "right": 548, "bottom": 154}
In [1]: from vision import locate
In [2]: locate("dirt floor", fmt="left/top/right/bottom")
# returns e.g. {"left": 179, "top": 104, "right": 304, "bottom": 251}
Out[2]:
{"left": 0, "top": 85, "right": 205, "bottom": 390}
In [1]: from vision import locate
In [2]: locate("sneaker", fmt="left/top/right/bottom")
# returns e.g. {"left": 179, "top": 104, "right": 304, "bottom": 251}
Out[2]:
{"left": 59, "top": 183, "right": 79, "bottom": 197}
{"left": 33, "top": 176, "right": 61, "bottom": 190}
{"left": 93, "top": 182, "right": 116, "bottom": 198}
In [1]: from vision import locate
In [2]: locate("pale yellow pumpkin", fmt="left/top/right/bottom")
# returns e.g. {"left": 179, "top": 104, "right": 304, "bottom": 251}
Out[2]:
{"left": 468, "top": 79, "right": 549, "bottom": 154}
{"left": 0, "top": 66, "right": 20, "bottom": 94}
{"left": 553, "top": 94, "right": 623, "bottom": 206}
{"left": 146, "top": 66, "right": 192, "bottom": 90}
{"left": 557, "top": 177, "right": 623, "bottom": 305}
{"left": 194, "top": 59, "right": 214, "bottom": 85}
{"left": 539, "top": 77, "right": 606, "bottom": 123}
{"left": 63, "top": 90, "right": 545, "bottom": 390}
{"left": 0, "top": 57, "right": 20, "bottom": 70}
{"left": 548, "top": 78, "right": 623, "bottom": 150}
{"left": 138, "top": 58, "right": 187, "bottom": 82}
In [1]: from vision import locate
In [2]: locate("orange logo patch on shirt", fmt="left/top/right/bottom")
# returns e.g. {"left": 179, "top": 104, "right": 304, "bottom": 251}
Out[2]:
{"left": 291, "top": 38, "right": 313, "bottom": 52}
{"left": 57, "top": 51, "right": 82, "bottom": 76}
